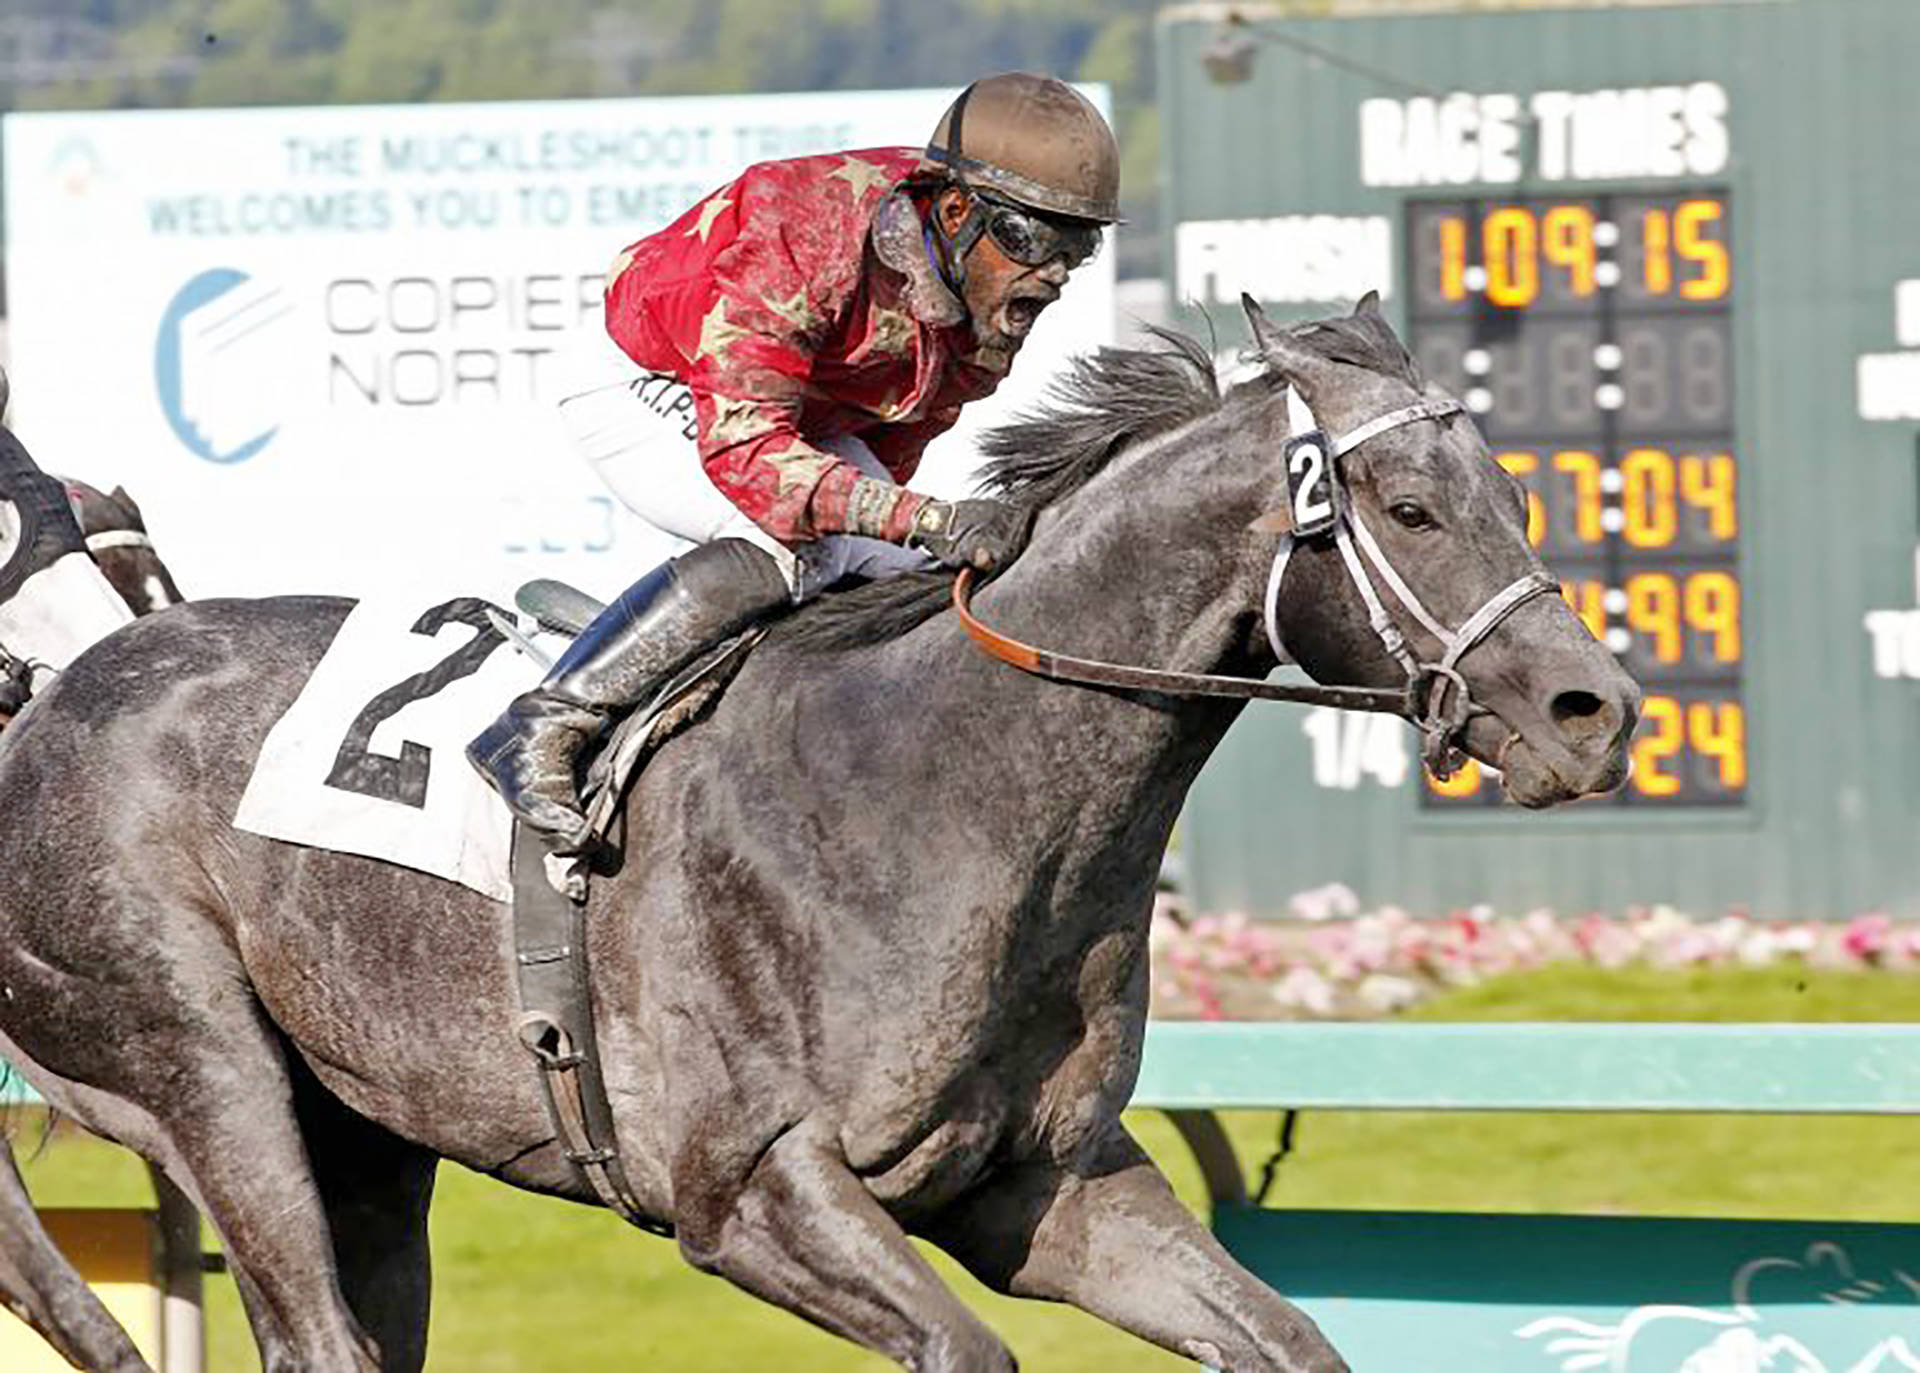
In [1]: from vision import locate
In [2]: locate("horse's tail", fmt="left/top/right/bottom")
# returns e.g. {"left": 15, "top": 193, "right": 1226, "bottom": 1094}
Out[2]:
{"left": 0, "top": 1097, "right": 155, "bottom": 1372}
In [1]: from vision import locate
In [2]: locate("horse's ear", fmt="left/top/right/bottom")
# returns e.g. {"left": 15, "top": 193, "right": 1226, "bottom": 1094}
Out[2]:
{"left": 1241, "top": 293, "right": 1322, "bottom": 389}
{"left": 109, "top": 485, "right": 145, "bottom": 524}
{"left": 1354, "top": 290, "right": 1384, "bottom": 317}
{"left": 1242, "top": 293, "right": 1295, "bottom": 360}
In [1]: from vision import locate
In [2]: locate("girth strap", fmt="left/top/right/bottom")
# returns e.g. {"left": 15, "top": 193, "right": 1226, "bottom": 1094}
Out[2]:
{"left": 510, "top": 823, "right": 670, "bottom": 1237}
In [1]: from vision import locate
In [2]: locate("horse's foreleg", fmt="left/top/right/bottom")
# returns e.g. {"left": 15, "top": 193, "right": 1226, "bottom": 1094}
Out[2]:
{"left": 674, "top": 1121, "right": 1017, "bottom": 1372}
{"left": 924, "top": 1126, "right": 1347, "bottom": 1373}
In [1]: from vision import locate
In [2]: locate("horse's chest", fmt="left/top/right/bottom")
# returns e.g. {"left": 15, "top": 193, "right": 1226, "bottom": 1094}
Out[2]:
{"left": 847, "top": 1018, "right": 1138, "bottom": 1213}
{"left": 851, "top": 1073, "right": 1012, "bottom": 1211}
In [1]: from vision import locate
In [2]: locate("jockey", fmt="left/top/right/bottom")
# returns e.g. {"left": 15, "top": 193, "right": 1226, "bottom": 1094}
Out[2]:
{"left": 470, "top": 72, "right": 1120, "bottom": 853}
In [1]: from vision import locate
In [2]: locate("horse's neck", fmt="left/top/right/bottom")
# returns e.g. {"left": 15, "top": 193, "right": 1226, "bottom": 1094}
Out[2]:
{"left": 974, "top": 411, "right": 1266, "bottom": 690}
{"left": 897, "top": 414, "right": 1264, "bottom": 877}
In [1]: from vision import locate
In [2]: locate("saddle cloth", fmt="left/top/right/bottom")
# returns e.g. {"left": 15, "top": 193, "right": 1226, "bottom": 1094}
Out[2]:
{"left": 232, "top": 584, "right": 758, "bottom": 901}
{"left": 233, "top": 589, "right": 557, "bottom": 902}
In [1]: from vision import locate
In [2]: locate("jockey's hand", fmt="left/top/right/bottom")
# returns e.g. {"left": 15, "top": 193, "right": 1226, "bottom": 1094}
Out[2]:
{"left": 908, "top": 498, "right": 1032, "bottom": 574}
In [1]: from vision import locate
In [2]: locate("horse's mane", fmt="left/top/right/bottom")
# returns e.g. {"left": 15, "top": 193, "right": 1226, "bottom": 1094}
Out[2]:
{"left": 778, "top": 327, "right": 1224, "bottom": 653}
{"left": 1285, "top": 306, "right": 1423, "bottom": 388}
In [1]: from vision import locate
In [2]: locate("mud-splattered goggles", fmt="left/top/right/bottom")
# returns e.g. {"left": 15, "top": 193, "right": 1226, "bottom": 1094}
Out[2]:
{"left": 977, "top": 192, "right": 1103, "bottom": 269}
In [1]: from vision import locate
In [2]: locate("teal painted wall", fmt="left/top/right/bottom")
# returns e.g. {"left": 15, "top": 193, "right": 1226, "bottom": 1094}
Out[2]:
{"left": 1158, "top": 0, "right": 1920, "bottom": 917}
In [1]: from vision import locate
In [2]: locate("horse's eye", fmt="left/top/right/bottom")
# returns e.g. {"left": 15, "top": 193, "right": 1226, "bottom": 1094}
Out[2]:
{"left": 1390, "top": 501, "right": 1433, "bottom": 530}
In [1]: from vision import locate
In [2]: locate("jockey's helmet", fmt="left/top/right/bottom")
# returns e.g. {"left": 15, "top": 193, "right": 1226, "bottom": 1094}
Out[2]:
{"left": 924, "top": 73, "right": 1121, "bottom": 225}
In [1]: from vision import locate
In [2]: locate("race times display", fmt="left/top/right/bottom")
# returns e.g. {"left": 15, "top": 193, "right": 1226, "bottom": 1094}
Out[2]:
{"left": 1405, "top": 190, "right": 1744, "bottom": 808}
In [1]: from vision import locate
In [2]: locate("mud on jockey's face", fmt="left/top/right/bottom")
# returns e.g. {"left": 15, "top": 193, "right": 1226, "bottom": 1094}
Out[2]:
{"left": 936, "top": 187, "right": 1102, "bottom": 359}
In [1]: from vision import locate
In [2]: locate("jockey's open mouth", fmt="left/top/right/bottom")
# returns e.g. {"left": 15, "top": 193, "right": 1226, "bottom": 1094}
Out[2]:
{"left": 998, "top": 284, "right": 1059, "bottom": 339}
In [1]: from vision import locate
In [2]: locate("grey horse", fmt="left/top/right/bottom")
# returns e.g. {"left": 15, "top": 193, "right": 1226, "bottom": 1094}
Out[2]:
{"left": 0, "top": 298, "right": 1637, "bottom": 1372}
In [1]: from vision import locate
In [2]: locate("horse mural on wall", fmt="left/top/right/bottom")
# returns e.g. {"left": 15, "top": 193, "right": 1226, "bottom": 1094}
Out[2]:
{"left": 0, "top": 299, "right": 1638, "bottom": 1372}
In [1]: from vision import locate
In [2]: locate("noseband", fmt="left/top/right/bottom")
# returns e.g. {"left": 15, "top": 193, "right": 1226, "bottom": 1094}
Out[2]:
{"left": 953, "top": 385, "right": 1558, "bottom": 776}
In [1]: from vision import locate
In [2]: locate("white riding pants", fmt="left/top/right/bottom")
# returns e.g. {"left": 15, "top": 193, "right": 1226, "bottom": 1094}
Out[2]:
{"left": 554, "top": 331, "right": 932, "bottom": 602}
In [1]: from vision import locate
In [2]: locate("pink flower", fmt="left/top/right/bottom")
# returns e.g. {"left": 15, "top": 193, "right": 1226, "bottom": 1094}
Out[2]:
{"left": 1843, "top": 914, "right": 1894, "bottom": 965}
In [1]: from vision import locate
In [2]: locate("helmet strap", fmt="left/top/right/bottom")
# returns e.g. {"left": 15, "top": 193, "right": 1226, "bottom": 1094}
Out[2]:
{"left": 929, "top": 185, "right": 991, "bottom": 304}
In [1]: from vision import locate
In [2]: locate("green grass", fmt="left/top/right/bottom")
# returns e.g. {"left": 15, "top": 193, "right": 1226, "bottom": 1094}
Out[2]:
{"left": 18, "top": 962, "right": 1920, "bottom": 1370}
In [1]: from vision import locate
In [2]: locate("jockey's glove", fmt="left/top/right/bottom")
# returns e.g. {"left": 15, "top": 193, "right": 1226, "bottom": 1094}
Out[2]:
{"left": 908, "top": 497, "right": 1032, "bottom": 574}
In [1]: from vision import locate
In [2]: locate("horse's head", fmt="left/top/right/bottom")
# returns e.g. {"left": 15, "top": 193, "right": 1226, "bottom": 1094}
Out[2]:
{"left": 1246, "top": 294, "right": 1639, "bottom": 808}
{"left": 64, "top": 480, "right": 183, "bottom": 615}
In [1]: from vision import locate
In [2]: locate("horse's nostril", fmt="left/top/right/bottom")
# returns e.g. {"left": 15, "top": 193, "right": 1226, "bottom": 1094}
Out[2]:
{"left": 1551, "top": 689, "right": 1607, "bottom": 729}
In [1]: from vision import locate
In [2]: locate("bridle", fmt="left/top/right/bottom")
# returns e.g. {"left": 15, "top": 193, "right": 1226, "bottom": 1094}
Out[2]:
{"left": 0, "top": 641, "right": 34, "bottom": 727}
{"left": 82, "top": 529, "right": 156, "bottom": 556}
{"left": 953, "top": 383, "right": 1559, "bottom": 777}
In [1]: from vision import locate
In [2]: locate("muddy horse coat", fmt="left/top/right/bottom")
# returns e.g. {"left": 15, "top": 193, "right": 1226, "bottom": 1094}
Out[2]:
{"left": 0, "top": 302, "right": 1636, "bottom": 1372}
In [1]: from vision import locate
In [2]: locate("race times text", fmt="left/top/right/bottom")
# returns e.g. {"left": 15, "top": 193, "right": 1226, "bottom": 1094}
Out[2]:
{"left": 1406, "top": 189, "right": 1745, "bottom": 808}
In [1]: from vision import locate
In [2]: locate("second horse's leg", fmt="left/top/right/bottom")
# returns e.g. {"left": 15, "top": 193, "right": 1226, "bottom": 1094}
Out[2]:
{"left": 294, "top": 1069, "right": 438, "bottom": 1373}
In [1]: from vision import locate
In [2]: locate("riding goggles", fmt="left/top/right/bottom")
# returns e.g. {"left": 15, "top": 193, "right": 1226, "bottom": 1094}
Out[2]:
{"left": 977, "top": 192, "right": 1103, "bottom": 269}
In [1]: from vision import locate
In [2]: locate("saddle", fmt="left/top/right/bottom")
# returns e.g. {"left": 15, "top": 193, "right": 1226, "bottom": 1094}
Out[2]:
{"left": 505, "top": 578, "right": 764, "bottom": 1235}
{"left": 510, "top": 576, "right": 768, "bottom": 853}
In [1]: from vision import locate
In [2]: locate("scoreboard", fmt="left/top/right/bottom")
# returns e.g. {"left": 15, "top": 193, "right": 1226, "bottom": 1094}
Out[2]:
{"left": 1159, "top": 0, "right": 1920, "bottom": 917}
{"left": 1407, "top": 192, "right": 1743, "bottom": 807}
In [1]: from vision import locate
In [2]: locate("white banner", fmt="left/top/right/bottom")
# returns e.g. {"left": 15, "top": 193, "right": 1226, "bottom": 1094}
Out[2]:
{"left": 3, "top": 89, "right": 1114, "bottom": 606}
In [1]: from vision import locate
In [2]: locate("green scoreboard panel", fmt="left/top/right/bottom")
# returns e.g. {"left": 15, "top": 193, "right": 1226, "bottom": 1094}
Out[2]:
{"left": 1158, "top": 0, "right": 1920, "bottom": 916}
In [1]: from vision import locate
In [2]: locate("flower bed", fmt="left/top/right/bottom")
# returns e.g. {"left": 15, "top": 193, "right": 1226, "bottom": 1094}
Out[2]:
{"left": 1149, "top": 884, "right": 1920, "bottom": 1020}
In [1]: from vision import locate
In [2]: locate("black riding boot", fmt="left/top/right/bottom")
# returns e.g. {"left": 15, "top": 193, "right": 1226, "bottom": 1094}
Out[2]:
{"left": 469, "top": 538, "right": 791, "bottom": 851}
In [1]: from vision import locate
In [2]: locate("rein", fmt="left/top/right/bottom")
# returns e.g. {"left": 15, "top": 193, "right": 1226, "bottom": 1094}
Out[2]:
{"left": 953, "top": 387, "right": 1559, "bottom": 775}
{"left": 952, "top": 569, "right": 1412, "bottom": 716}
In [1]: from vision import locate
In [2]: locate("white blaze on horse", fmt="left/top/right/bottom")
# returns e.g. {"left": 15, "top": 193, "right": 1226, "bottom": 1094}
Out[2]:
{"left": 0, "top": 301, "right": 1637, "bottom": 1373}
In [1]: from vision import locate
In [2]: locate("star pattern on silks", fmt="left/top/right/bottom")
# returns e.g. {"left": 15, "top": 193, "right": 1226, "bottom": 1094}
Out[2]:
{"left": 603, "top": 247, "right": 636, "bottom": 293}
{"left": 826, "top": 155, "right": 895, "bottom": 203}
{"left": 761, "top": 286, "right": 822, "bottom": 333}
{"left": 706, "top": 393, "right": 775, "bottom": 449}
{"left": 602, "top": 147, "right": 1006, "bottom": 545}
{"left": 768, "top": 444, "right": 836, "bottom": 496}
{"left": 686, "top": 192, "right": 734, "bottom": 242}
{"left": 695, "top": 298, "right": 754, "bottom": 362}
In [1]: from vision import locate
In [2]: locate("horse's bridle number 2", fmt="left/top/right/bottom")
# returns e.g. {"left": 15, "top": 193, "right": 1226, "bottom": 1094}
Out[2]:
{"left": 324, "top": 597, "right": 507, "bottom": 808}
{"left": 1284, "top": 431, "right": 1337, "bottom": 538}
